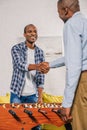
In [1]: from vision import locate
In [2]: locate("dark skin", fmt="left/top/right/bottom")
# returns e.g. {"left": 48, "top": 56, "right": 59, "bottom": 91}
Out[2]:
{"left": 57, "top": 2, "right": 73, "bottom": 23}
{"left": 24, "top": 25, "right": 43, "bottom": 104}
{"left": 24, "top": 25, "right": 38, "bottom": 48}
{"left": 24, "top": 25, "right": 49, "bottom": 73}
{"left": 39, "top": 2, "right": 74, "bottom": 122}
{"left": 55, "top": 2, "right": 73, "bottom": 122}
{"left": 32, "top": 1, "right": 80, "bottom": 123}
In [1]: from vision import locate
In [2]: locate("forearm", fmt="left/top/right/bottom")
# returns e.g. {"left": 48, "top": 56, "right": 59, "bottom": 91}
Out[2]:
{"left": 28, "top": 63, "right": 48, "bottom": 73}
{"left": 49, "top": 56, "right": 65, "bottom": 68}
{"left": 62, "top": 68, "right": 81, "bottom": 108}
{"left": 28, "top": 64, "right": 39, "bottom": 71}
{"left": 35, "top": 57, "right": 65, "bottom": 73}
{"left": 37, "top": 87, "right": 43, "bottom": 99}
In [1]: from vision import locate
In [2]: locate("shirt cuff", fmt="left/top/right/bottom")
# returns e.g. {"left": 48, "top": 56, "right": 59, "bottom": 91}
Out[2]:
{"left": 37, "top": 85, "right": 44, "bottom": 88}
{"left": 49, "top": 62, "right": 54, "bottom": 68}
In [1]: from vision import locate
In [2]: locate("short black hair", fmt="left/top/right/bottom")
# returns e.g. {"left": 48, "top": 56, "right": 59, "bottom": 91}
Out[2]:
{"left": 24, "top": 24, "right": 36, "bottom": 33}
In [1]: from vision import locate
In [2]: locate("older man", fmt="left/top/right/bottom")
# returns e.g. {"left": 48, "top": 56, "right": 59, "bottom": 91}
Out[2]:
{"left": 41, "top": 0, "right": 87, "bottom": 129}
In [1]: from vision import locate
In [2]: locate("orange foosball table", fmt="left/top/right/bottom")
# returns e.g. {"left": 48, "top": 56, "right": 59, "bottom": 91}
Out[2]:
{"left": 0, "top": 103, "right": 69, "bottom": 130}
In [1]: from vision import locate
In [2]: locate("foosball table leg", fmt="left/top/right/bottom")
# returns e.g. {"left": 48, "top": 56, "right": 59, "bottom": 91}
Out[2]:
{"left": 65, "top": 123, "right": 72, "bottom": 130}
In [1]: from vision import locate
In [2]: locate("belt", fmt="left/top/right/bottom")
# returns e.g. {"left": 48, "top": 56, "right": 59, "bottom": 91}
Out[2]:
{"left": 82, "top": 70, "right": 87, "bottom": 73}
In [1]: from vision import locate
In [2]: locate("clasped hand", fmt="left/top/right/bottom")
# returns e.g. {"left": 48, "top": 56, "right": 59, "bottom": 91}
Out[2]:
{"left": 36, "top": 62, "right": 50, "bottom": 74}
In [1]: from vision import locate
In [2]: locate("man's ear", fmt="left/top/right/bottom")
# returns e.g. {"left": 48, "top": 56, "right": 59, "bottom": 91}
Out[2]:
{"left": 65, "top": 7, "right": 68, "bottom": 15}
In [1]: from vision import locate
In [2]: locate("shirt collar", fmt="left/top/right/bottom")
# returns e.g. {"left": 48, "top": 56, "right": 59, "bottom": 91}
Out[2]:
{"left": 72, "top": 11, "right": 81, "bottom": 17}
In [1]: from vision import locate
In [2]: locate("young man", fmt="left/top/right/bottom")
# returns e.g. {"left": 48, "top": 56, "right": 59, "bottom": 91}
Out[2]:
{"left": 10, "top": 24, "right": 45, "bottom": 130}
{"left": 41, "top": 0, "right": 87, "bottom": 129}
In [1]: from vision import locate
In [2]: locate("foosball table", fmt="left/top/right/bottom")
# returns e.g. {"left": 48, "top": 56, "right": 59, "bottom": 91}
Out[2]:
{"left": 0, "top": 103, "right": 67, "bottom": 130}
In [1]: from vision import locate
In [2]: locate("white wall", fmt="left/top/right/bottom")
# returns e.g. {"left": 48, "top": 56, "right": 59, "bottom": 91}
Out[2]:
{"left": 0, "top": 0, "right": 87, "bottom": 95}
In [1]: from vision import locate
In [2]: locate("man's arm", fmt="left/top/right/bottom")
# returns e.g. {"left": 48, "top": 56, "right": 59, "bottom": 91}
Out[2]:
{"left": 28, "top": 64, "right": 42, "bottom": 71}
{"left": 35, "top": 49, "right": 45, "bottom": 103}
{"left": 62, "top": 22, "right": 82, "bottom": 108}
{"left": 11, "top": 45, "right": 28, "bottom": 72}
{"left": 38, "top": 56, "right": 65, "bottom": 74}
{"left": 49, "top": 56, "right": 65, "bottom": 68}
{"left": 37, "top": 87, "right": 43, "bottom": 103}
{"left": 60, "top": 21, "right": 82, "bottom": 122}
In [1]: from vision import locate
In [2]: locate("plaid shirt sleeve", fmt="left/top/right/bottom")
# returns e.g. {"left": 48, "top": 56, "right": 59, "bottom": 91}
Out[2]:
{"left": 11, "top": 44, "right": 28, "bottom": 72}
{"left": 35, "top": 47, "right": 45, "bottom": 88}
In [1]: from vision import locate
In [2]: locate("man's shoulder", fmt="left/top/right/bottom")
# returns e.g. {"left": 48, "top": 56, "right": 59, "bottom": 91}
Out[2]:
{"left": 12, "top": 41, "right": 25, "bottom": 50}
{"left": 65, "top": 12, "right": 87, "bottom": 31}
{"left": 67, "top": 12, "right": 85, "bottom": 25}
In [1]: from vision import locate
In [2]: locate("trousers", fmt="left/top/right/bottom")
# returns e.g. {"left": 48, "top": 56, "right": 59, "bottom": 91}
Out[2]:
{"left": 71, "top": 71, "right": 87, "bottom": 130}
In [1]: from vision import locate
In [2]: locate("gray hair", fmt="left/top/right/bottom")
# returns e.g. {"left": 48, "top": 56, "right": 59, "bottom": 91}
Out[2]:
{"left": 57, "top": 0, "right": 80, "bottom": 12}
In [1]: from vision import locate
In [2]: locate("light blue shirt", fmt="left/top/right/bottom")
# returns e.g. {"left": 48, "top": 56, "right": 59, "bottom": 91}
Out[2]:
{"left": 50, "top": 12, "right": 87, "bottom": 107}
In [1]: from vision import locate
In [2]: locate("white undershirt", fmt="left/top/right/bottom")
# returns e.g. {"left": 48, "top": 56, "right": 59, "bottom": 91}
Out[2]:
{"left": 21, "top": 48, "right": 36, "bottom": 96}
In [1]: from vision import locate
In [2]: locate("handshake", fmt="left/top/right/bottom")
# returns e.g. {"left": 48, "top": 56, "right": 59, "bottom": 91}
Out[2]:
{"left": 36, "top": 62, "right": 50, "bottom": 74}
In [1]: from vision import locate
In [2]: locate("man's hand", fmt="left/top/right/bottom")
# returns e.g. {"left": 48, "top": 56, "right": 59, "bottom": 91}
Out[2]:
{"left": 28, "top": 62, "right": 50, "bottom": 74}
{"left": 37, "top": 97, "right": 43, "bottom": 104}
{"left": 39, "top": 62, "right": 50, "bottom": 74}
{"left": 35, "top": 62, "right": 50, "bottom": 74}
{"left": 57, "top": 107, "right": 72, "bottom": 123}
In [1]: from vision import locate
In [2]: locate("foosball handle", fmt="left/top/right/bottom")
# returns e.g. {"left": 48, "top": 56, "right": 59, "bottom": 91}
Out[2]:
{"left": 8, "top": 109, "right": 21, "bottom": 122}
{"left": 24, "top": 109, "right": 33, "bottom": 116}
{"left": 38, "top": 109, "right": 47, "bottom": 114}
{"left": 9, "top": 109, "right": 16, "bottom": 116}
{"left": 24, "top": 109, "right": 38, "bottom": 123}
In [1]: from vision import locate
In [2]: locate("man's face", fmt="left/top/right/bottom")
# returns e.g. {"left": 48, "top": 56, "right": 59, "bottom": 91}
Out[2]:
{"left": 57, "top": 3, "right": 67, "bottom": 22}
{"left": 24, "top": 25, "right": 38, "bottom": 44}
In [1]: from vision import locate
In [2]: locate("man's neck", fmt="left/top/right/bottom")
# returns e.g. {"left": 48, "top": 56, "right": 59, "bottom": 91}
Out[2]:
{"left": 26, "top": 41, "right": 35, "bottom": 49}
